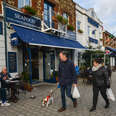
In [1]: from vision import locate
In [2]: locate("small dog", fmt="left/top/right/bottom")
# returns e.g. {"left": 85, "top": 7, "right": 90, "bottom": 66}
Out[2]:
{"left": 41, "top": 89, "right": 57, "bottom": 107}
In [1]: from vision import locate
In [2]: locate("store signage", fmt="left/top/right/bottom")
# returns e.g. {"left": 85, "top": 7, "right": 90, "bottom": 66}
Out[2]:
{"left": 5, "top": 6, "right": 41, "bottom": 30}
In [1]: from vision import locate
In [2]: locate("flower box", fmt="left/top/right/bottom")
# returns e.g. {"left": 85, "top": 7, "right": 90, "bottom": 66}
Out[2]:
{"left": 78, "top": 29, "right": 83, "bottom": 33}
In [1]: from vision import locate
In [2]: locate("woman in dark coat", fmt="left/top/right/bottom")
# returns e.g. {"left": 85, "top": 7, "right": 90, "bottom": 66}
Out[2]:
{"left": 90, "top": 59, "right": 110, "bottom": 112}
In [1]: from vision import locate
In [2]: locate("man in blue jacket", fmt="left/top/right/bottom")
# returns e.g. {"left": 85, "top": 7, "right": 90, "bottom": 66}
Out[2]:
{"left": 58, "top": 51, "right": 77, "bottom": 112}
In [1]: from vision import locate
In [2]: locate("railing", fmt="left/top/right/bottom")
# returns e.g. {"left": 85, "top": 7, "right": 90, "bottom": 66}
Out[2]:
{"left": 43, "top": 10, "right": 76, "bottom": 41}
{"left": 60, "top": 31, "right": 76, "bottom": 41}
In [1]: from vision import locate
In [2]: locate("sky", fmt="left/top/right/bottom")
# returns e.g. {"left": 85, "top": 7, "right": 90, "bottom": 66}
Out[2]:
{"left": 73, "top": 0, "right": 116, "bottom": 36}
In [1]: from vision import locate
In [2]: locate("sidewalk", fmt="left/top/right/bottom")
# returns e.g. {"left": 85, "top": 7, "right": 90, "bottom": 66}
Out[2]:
{"left": 0, "top": 73, "right": 116, "bottom": 116}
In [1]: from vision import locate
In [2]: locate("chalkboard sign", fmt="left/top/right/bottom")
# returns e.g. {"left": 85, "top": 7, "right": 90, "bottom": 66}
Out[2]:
{"left": 8, "top": 52, "right": 17, "bottom": 73}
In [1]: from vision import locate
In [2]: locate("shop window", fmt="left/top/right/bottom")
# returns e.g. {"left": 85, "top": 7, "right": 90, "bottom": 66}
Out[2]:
{"left": 18, "top": 0, "right": 31, "bottom": 8}
{"left": 0, "top": 22, "right": 3, "bottom": 35}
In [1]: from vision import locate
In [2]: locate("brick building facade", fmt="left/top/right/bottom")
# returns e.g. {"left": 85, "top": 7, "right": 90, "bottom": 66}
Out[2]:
{"left": 0, "top": 0, "right": 76, "bottom": 30}
{"left": 0, "top": 0, "right": 79, "bottom": 83}
{"left": 103, "top": 31, "right": 116, "bottom": 49}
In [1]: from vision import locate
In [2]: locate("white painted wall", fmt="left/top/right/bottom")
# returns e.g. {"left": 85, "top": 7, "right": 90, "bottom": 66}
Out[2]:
{"left": 74, "top": 4, "right": 104, "bottom": 65}
{"left": 0, "top": 20, "right": 5, "bottom": 71}
{"left": 76, "top": 4, "right": 103, "bottom": 49}
{"left": 0, "top": 19, "right": 23, "bottom": 74}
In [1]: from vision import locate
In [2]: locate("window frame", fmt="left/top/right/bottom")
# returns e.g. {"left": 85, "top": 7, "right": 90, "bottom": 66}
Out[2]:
{"left": 18, "top": 0, "right": 31, "bottom": 8}
{"left": 77, "top": 21, "right": 81, "bottom": 30}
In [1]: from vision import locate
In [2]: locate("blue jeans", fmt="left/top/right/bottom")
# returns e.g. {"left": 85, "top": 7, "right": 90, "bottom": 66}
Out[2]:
{"left": 1, "top": 88, "right": 6, "bottom": 103}
{"left": 60, "top": 84, "right": 76, "bottom": 108}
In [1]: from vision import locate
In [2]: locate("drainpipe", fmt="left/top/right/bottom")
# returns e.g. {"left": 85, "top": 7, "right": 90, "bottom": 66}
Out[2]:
{"left": 3, "top": 0, "right": 9, "bottom": 70}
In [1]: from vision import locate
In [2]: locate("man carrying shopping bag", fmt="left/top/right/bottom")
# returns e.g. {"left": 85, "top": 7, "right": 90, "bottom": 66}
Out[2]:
{"left": 57, "top": 51, "right": 78, "bottom": 112}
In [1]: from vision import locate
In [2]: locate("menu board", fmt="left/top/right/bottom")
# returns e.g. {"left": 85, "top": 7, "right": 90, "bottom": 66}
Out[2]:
{"left": 8, "top": 52, "right": 17, "bottom": 73}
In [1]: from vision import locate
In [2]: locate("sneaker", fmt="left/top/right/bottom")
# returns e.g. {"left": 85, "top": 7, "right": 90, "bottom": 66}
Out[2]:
{"left": 89, "top": 107, "right": 96, "bottom": 112}
{"left": 1, "top": 102, "right": 10, "bottom": 107}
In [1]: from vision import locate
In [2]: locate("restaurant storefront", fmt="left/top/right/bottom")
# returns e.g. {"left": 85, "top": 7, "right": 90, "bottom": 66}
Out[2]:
{"left": 4, "top": 5, "right": 85, "bottom": 84}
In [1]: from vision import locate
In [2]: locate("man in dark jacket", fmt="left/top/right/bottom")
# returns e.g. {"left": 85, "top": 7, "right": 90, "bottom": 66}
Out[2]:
{"left": 58, "top": 51, "right": 77, "bottom": 112}
{"left": 90, "top": 59, "right": 110, "bottom": 112}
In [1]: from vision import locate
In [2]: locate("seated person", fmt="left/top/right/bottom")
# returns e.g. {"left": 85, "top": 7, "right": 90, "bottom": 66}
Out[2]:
{"left": 0, "top": 67, "right": 11, "bottom": 106}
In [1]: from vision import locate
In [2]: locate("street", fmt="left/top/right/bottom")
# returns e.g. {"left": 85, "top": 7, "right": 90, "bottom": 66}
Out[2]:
{"left": 0, "top": 72, "right": 116, "bottom": 116}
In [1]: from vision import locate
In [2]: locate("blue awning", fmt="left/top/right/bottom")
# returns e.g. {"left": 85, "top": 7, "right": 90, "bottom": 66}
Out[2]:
{"left": 11, "top": 25, "right": 86, "bottom": 49}
{"left": 106, "top": 47, "right": 116, "bottom": 53}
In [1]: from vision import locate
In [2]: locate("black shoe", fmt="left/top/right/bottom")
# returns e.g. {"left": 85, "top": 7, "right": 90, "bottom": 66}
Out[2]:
{"left": 73, "top": 101, "right": 77, "bottom": 108}
{"left": 105, "top": 103, "right": 110, "bottom": 109}
{"left": 89, "top": 107, "right": 96, "bottom": 112}
{"left": 58, "top": 107, "right": 66, "bottom": 112}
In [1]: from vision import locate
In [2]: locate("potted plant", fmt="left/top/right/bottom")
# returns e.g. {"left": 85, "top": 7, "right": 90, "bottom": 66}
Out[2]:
{"left": 20, "top": 72, "right": 33, "bottom": 92}
{"left": 62, "top": 18, "right": 68, "bottom": 25}
{"left": 21, "top": 72, "right": 30, "bottom": 83}
{"left": 100, "top": 38, "right": 103, "bottom": 41}
{"left": 78, "top": 29, "right": 83, "bottom": 33}
{"left": 56, "top": 15, "right": 63, "bottom": 23}
{"left": 67, "top": 24, "right": 74, "bottom": 31}
{"left": 52, "top": 15, "right": 56, "bottom": 21}
{"left": 21, "top": 6, "right": 37, "bottom": 16}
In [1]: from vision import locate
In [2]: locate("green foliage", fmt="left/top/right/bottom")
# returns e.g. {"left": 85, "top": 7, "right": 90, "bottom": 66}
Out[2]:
{"left": 56, "top": 15, "right": 68, "bottom": 25}
{"left": 67, "top": 24, "right": 74, "bottom": 31}
{"left": 78, "top": 29, "right": 83, "bottom": 33}
{"left": 24, "top": 6, "right": 37, "bottom": 15}
{"left": 21, "top": 72, "right": 30, "bottom": 83}
{"left": 82, "top": 50, "right": 105, "bottom": 67}
{"left": 56, "top": 15, "right": 63, "bottom": 23}
{"left": 62, "top": 18, "right": 68, "bottom": 25}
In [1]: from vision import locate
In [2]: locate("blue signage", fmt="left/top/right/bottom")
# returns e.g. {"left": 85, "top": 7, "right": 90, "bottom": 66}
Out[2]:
{"left": 5, "top": 6, "right": 41, "bottom": 30}
{"left": 89, "top": 37, "right": 98, "bottom": 44}
{"left": 88, "top": 17, "right": 99, "bottom": 28}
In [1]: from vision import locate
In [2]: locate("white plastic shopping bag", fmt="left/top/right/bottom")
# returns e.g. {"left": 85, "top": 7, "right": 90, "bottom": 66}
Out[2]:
{"left": 72, "top": 86, "right": 80, "bottom": 99}
{"left": 107, "top": 88, "right": 115, "bottom": 102}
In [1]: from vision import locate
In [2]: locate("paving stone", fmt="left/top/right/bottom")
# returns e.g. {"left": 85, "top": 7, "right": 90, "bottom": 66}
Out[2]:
{"left": 0, "top": 73, "right": 116, "bottom": 116}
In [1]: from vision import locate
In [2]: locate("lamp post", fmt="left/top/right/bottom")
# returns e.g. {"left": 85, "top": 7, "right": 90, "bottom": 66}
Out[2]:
{"left": 3, "top": 0, "right": 8, "bottom": 70}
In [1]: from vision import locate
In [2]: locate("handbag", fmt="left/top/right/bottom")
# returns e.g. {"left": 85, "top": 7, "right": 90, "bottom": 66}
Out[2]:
{"left": 72, "top": 86, "right": 80, "bottom": 99}
{"left": 107, "top": 88, "right": 115, "bottom": 101}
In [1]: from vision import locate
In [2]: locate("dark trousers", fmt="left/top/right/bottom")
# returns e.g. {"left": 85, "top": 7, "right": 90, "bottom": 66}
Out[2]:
{"left": 1, "top": 88, "right": 6, "bottom": 103}
{"left": 60, "top": 84, "right": 76, "bottom": 108}
{"left": 92, "top": 85, "right": 109, "bottom": 108}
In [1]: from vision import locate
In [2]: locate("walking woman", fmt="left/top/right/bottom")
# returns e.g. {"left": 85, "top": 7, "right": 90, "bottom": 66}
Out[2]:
{"left": 90, "top": 59, "right": 110, "bottom": 112}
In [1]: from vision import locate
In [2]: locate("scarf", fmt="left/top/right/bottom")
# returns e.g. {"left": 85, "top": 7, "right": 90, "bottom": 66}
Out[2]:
{"left": 92, "top": 64, "right": 102, "bottom": 72}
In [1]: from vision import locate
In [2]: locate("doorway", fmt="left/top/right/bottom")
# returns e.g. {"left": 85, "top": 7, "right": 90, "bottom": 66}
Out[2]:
{"left": 31, "top": 48, "right": 39, "bottom": 80}
{"left": 43, "top": 50, "right": 56, "bottom": 83}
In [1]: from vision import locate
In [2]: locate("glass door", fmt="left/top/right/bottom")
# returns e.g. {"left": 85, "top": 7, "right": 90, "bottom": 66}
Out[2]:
{"left": 43, "top": 51, "right": 56, "bottom": 83}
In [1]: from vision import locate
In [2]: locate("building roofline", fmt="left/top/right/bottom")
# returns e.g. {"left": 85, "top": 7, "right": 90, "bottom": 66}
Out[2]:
{"left": 75, "top": 3, "right": 103, "bottom": 25}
